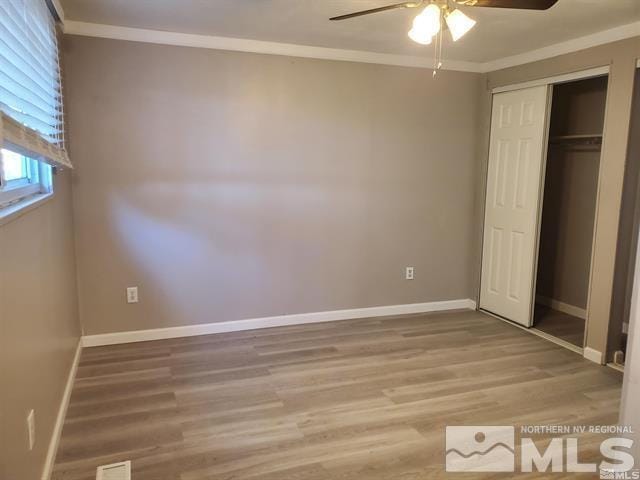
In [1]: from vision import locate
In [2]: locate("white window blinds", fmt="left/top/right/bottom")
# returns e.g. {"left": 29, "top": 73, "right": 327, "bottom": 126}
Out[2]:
{"left": 0, "top": 0, "right": 71, "bottom": 168}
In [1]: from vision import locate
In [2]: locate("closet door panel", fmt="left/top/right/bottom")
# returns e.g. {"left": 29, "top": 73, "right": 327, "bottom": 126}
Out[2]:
{"left": 480, "top": 85, "right": 550, "bottom": 326}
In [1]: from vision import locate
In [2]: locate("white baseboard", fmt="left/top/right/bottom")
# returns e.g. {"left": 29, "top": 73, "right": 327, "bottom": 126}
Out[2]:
{"left": 535, "top": 295, "right": 587, "bottom": 320}
{"left": 41, "top": 339, "right": 82, "bottom": 480}
{"left": 82, "top": 299, "right": 477, "bottom": 348}
{"left": 583, "top": 346, "right": 603, "bottom": 365}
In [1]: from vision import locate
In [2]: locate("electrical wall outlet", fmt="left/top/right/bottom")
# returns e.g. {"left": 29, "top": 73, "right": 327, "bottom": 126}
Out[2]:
{"left": 126, "top": 287, "right": 139, "bottom": 303}
{"left": 405, "top": 267, "right": 414, "bottom": 280}
{"left": 27, "top": 409, "right": 35, "bottom": 451}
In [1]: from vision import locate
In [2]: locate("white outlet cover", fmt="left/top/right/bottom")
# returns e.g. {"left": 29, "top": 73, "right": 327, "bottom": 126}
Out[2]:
{"left": 126, "top": 287, "right": 138, "bottom": 303}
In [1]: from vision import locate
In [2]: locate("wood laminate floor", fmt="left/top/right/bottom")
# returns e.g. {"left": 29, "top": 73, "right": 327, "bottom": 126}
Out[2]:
{"left": 52, "top": 310, "right": 622, "bottom": 480}
{"left": 533, "top": 305, "right": 586, "bottom": 348}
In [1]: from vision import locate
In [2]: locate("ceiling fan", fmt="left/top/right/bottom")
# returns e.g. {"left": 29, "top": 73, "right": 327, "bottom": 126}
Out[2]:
{"left": 330, "top": 0, "right": 559, "bottom": 74}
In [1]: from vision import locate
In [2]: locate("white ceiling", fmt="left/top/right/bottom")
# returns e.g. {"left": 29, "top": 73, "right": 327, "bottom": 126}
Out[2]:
{"left": 60, "top": 0, "right": 640, "bottom": 63}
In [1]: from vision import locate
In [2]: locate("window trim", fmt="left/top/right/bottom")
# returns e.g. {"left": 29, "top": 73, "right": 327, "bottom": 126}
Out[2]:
{"left": 0, "top": 182, "right": 42, "bottom": 207}
{"left": 0, "top": 189, "right": 54, "bottom": 226}
{"left": 0, "top": 151, "right": 53, "bottom": 211}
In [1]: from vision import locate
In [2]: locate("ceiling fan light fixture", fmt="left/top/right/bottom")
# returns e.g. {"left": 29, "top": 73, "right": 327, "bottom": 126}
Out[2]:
{"left": 408, "top": 26, "right": 433, "bottom": 45}
{"left": 445, "top": 8, "right": 476, "bottom": 41}
{"left": 408, "top": 3, "right": 441, "bottom": 44}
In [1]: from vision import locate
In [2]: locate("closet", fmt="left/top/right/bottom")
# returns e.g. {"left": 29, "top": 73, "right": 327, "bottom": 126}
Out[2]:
{"left": 533, "top": 76, "right": 608, "bottom": 348}
{"left": 479, "top": 71, "right": 609, "bottom": 352}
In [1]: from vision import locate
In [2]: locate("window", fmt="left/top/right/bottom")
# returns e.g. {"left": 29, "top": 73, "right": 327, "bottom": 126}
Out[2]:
{"left": 0, "top": 148, "right": 52, "bottom": 208}
{"left": 0, "top": 0, "right": 72, "bottom": 215}
{"left": 0, "top": 0, "right": 63, "bottom": 142}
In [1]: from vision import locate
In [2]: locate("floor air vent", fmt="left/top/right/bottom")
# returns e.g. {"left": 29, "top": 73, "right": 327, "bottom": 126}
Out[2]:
{"left": 96, "top": 461, "right": 131, "bottom": 480}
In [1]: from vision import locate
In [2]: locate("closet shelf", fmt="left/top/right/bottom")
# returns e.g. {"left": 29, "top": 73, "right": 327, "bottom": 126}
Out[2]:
{"left": 549, "top": 134, "right": 603, "bottom": 146}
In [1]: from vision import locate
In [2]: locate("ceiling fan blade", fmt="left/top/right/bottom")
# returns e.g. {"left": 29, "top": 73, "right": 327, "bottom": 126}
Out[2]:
{"left": 456, "top": 0, "right": 558, "bottom": 9}
{"left": 330, "top": 2, "right": 422, "bottom": 21}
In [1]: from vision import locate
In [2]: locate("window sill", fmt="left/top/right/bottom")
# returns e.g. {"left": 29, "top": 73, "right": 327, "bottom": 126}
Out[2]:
{"left": 0, "top": 192, "right": 54, "bottom": 227}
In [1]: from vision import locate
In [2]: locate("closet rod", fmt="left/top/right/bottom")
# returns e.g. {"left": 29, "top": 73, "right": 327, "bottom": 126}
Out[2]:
{"left": 549, "top": 134, "right": 603, "bottom": 147}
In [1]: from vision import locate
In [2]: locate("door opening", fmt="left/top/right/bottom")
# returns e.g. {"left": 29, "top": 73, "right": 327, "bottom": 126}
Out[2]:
{"left": 532, "top": 76, "right": 609, "bottom": 349}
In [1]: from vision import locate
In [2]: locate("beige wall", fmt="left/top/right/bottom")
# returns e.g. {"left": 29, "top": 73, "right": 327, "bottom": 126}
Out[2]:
{"left": 0, "top": 171, "right": 81, "bottom": 480}
{"left": 620, "top": 186, "right": 640, "bottom": 459}
{"left": 484, "top": 36, "right": 640, "bottom": 359}
{"left": 618, "top": 70, "right": 639, "bottom": 454}
{"left": 63, "top": 35, "right": 483, "bottom": 335}
{"left": 610, "top": 69, "right": 640, "bottom": 360}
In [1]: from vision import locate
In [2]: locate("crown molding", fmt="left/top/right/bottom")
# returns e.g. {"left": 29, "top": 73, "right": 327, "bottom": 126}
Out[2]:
{"left": 63, "top": 20, "right": 640, "bottom": 74}
{"left": 63, "top": 21, "right": 482, "bottom": 73}
{"left": 481, "top": 21, "right": 640, "bottom": 72}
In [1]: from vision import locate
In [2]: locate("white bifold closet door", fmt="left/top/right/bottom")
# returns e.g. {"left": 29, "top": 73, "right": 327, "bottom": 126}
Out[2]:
{"left": 480, "top": 85, "right": 550, "bottom": 327}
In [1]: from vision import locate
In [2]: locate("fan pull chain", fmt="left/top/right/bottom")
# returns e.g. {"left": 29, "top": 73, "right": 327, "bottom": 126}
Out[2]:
{"left": 432, "top": 19, "right": 437, "bottom": 76}
{"left": 438, "top": 24, "right": 444, "bottom": 69}
{"left": 433, "top": 11, "right": 444, "bottom": 78}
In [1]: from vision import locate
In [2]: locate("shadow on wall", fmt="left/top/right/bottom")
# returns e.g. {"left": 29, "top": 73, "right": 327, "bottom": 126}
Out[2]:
{"left": 105, "top": 168, "right": 403, "bottom": 331}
